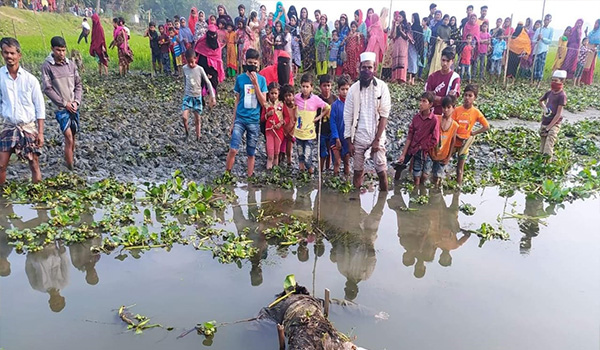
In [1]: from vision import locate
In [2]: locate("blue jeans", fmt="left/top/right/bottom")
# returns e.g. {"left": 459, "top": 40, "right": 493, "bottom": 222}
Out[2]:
{"left": 533, "top": 51, "right": 547, "bottom": 81}
{"left": 460, "top": 64, "right": 471, "bottom": 81}
{"left": 296, "top": 139, "right": 314, "bottom": 169}
{"left": 490, "top": 59, "right": 502, "bottom": 75}
{"left": 412, "top": 150, "right": 432, "bottom": 177}
{"left": 161, "top": 52, "right": 171, "bottom": 74}
{"left": 230, "top": 121, "right": 260, "bottom": 156}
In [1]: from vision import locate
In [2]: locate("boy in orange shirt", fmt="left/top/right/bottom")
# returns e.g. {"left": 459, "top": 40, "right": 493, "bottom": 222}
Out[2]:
{"left": 430, "top": 96, "right": 459, "bottom": 187}
{"left": 452, "top": 84, "right": 489, "bottom": 185}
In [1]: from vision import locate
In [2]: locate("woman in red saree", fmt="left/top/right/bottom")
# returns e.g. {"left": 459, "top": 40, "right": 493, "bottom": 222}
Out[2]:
{"left": 343, "top": 21, "right": 365, "bottom": 80}
{"left": 89, "top": 14, "right": 109, "bottom": 76}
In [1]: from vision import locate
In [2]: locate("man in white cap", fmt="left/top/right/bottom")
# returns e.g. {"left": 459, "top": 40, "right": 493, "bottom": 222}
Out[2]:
{"left": 538, "top": 69, "right": 567, "bottom": 161}
{"left": 343, "top": 51, "right": 391, "bottom": 191}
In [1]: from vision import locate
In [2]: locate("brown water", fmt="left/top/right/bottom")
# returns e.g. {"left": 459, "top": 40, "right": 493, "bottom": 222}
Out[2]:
{"left": 1, "top": 184, "right": 599, "bottom": 350}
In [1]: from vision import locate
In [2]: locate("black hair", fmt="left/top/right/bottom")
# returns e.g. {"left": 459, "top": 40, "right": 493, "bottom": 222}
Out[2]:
{"left": 226, "top": 22, "right": 234, "bottom": 29}
{"left": 185, "top": 48, "right": 196, "bottom": 61}
{"left": 118, "top": 16, "right": 125, "bottom": 25}
{"left": 467, "top": 5, "right": 474, "bottom": 10}
{"left": 0, "top": 37, "right": 21, "bottom": 53}
{"left": 246, "top": 48, "right": 260, "bottom": 60}
{"left": 268, "top": 82, "right": 280, "bottom": 91}
{"left": 300, "top": 73, "right": 314, "bottom": 85}
{"left": 168, "top": 27, "right": 175, "bottom": 32}
{"left": 441, "top": 47, "right": 455, "bottom": 60}
{"left": 441, "top": 95, "right": 456, "bottom": 108}
{"left": 50, "top": 36, "right": 66, "bottom": 48}
{"left": 319, "top": 74, "right": 332, "bottom": 85}
{"left": 337, "top": 74, "right": 351, "bottom": 88}
{"left": 420, "top": 92, "right": 435, "bottom": 104}
{"left": 174, "top": 15, "right": 180, "bottom": 20}
{"left": 112, "top": 17, "right": 119, "bottom": 24}
{"left": 429, "top": 3, "right": 437, "bottom": 10}
{"left": 332, "top": 29, "right": 338, "bottom": 36}
{"left": 279, "top": 84, "right": 295, "bottom": 101}
{"left": 238, "top": 4, "right": 245, "bottom": 10}
{"left": 481, "top": 5, "right": 488, "bottom": 10}
{"left": 314, "top": 9, "right": 321, "bottom": 15}
{"left": 158, "top": 24, "right": 165, "bottom": 29}
{"left": 149, "top": 21, "right": 156, "bottom": 27}
{"left": 464, "top": 84, "right": 479, "bottom": 97}
{"left": 83, "top": 17, "right": 87, "bottom": 21}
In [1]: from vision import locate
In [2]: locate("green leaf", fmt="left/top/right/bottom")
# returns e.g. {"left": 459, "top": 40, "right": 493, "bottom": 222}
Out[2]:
{"left": 283, "top": 274, "right": 296, "bottom": 293}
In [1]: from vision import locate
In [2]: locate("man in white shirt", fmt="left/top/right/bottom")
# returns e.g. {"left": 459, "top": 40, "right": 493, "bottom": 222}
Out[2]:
{"left": 77, "top": 17, "right": 91, "bottom": 44}
{"left": 344, "top": 52, "right": 392, "bottom": 191}
{"left": 0, "top": 37, "right": 46, "bottom": 185}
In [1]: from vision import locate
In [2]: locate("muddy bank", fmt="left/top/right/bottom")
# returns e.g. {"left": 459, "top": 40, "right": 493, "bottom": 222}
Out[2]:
{"left": 1, "top": 73, "right": 598, "bottom": 183}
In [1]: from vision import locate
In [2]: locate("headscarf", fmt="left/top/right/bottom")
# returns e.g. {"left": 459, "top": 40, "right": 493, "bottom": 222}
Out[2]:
{"left": 178, "top": 21, "right": 194, "bottom": 48}
{"left": 89, "top": 14, "right": 106, "bottom": 58}
{"left": 355, "top": 9, "right": 363, "bottom": 26}
{"left": 509, "top": 23, "right": 531, "bottom": 56}
{"left": 112, "top": 20, "right": 129, "bottom": 52}
{"left": 274, "top": 1, "right": 286, "bottom": 27}
{"left": 367, "top": 14, "right": 385, "bottom": 54}
{"left": 194, "top": 24, "right": 225, "bottom": 82}
{"left": 188, "top": 7, "right": 199, "bottom": 35}
{"left": 380, "top": 8, "right": 389, "bottom": 30}
{"left": 195, "top": 11, "right": 208, "bottom": 40}
{"left": 287, "top": 5, "right": 298, "bottom": 22}
{"left": 365, "top": 8, "right": 374, "bottom": 28}
{"left": 589, "top": 19, "right": 600, "bottom": 45}
{"left": 569, "top": 19, "right": 584, "bottom": 45}
{"left": 463, "top": 14, "right": 480, "bottom": 41}
{"left": 314, "top": 17, "right": 330, "bottom": 46}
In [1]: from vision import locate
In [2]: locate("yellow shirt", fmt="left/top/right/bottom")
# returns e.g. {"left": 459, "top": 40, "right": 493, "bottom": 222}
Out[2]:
{"left": 431, "top": 116, "right": 459, "bottom": 161}
{"left": 452, "top": 105, "right": 489, "bottom": 140}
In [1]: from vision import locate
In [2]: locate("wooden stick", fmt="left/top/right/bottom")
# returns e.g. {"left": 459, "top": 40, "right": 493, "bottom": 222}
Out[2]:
{"left": 324, "top": 288, "right": 330, "bottom": 318}
{"left": 316, "top": 117, "right": 323, "bottom": 222}
{"left": 277, "top": 324, "right": 285, "bottom": 350}
{"left": 503, "top": 14, "right": 513, "bottom": 87}
{"left": 530, "top": 0, "right": 547, "bottom": 84}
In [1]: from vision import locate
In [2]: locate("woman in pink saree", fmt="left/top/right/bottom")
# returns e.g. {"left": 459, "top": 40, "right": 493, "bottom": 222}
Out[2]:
{"left": 391, "top": 11, "right": 413, "bottom": 83}
{"left": 110, "top": 17, "right": 133, "bottom": 76}
{"left": 366, "top": 14, "right": 386, "bottom": 64}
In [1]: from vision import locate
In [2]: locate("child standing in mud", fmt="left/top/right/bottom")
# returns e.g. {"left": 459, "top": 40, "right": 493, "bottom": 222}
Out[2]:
{"left": 452, "top": 84, "right": 489, "bottom": 185}
{"left": 261, "top": 82, "right": 285, "bottom": 169}
{"left": 41, "top": 36, "right": 83, "bottom": 170}
{"left": 181, "top": 49, "right": 216, "bottom": 140}
{"left": 294, "top": 73, "right": 330, "bottom": 174}
{"left": 279, "top": 84, "right": 297, "bottom": 166}
{"left": 317, "top": 74, "right": 336, "bottom": 172}
{"left": 158, "top": 25, "right": 171, "bottom": 75}
{"left": 539, "top": 70, "right": 567, "bottom": 161}
{"left": 396, "top": 92, "right": 440, "bottom": 186}
{"left": 225, "top": 49, "right": 268, "bottom": 177}
{"left": 430, "top": 96, "right": 459, "bottom": 187}
{"left": 329, "top": 75, "right": 351, "bottom": 176}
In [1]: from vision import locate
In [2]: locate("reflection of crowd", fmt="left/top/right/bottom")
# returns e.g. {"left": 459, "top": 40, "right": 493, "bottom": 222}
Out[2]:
{"left": 0, "top": 203, "right": 101, "bottom": 313}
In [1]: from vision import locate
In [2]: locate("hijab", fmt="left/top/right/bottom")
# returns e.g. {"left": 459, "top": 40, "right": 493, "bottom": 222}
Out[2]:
{"left": 217, "top": 5, "right": 233, "bottom": 26}
{"left": 196, "top": 11, "right": 208, "bottom": 40}
{"left": 274, "top": 1, "right": 286, "bottom": 26}
{"left": 463, "top": 14, "right": 480, "bottom": 40}
{"left": 368, "top": 14, "right": 385, "bottom": 52}
{"left": 195, "top": 25, "right": 225, "bottom": 82}
{"left": 569, "top": 19, "right": 583, "bottom": 45}
{"left": 509, "top": 23, "right": 531, "bottom": 56}
{"left": 287, "top": 5, "right": 298, "bottom": 22}
{"left": 589, "top": 19, "right": 600, "bottom": 45}
{"left": 355, "top": 9, "right": 363, "bottom": 26}
{"left": 411, "top": 13, "right": 424, "bottom": 55}
{"left": 188, "top": 7, "right": 199, "bottom": 35}
{"left": 89, "top": 14, "right": 106, "bottom": 57}
{"left": 365, "top": 8, "right": 374, "bottom": 28}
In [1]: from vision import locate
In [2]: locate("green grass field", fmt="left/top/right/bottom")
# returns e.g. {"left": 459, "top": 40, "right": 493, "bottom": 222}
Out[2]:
{"left": 1, "top": 6, "right": 598, "bottom": 81}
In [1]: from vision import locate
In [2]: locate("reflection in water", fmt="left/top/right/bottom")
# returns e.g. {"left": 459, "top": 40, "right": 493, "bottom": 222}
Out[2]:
{"left": 389, "top": 188, "right": 469, "bottom": 278}
{"left": 518, "top": 196, "right": 556, "bottom": 254}
{"left": 69, "top": 237, "right": 102, "bottom": 285}
{"left": 25, "top": 242, "right": 70, "bottom": 312}
{"left": 233, "top": 186, "right": 265, "bottom": 286}
{"left": 325, "top": 191, "right": 384, "bottom": 301}
{"left": 0, "top": 205, "right": 13, "bottom": 277}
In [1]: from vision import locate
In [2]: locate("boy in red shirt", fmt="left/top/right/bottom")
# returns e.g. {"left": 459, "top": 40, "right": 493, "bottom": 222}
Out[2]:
{"left": 460, "top": 34, "right": 473, "bottom": 83}
{"left": 452, "top": 84, "right": 489, "bottom": 185}
{"left": 279, "top": 84, "right": 297, "bottom": 166}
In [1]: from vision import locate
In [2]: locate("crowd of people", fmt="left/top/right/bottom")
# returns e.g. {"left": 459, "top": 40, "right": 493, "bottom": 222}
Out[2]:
{"left": 0, "top": 2, "right": 598, "bottom": 191}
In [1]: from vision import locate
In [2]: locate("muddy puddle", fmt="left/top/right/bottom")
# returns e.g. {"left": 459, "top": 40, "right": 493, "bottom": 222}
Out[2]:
{"left": 1, "top": 184, "right": 599, "bottom": 350}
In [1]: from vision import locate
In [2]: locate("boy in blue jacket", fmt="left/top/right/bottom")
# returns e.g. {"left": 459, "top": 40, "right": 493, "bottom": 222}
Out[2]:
{"left": 329, "top": 75, "right": 351, "bottom": 176}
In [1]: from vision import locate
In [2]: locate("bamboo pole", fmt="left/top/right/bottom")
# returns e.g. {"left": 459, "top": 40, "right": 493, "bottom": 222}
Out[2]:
{"left": 324, "top": 288, "right": 330, "bottom": 317}
{"left": 277, "top": 324, "right": 286, "bottom": 350}
{"left": 316, "top": 117, "right": 322, "bottom": 222}
{"left": 530, "top": 0, "right": 547, "bottom": 84}
{"left": 503, "top": 14, "right": 513, "bottom": 87}
{"left": 148, "top": 10, "right": 154, "bottom": 77}
{"left": 33, "top": 10, "right": 46, "bottom": 48}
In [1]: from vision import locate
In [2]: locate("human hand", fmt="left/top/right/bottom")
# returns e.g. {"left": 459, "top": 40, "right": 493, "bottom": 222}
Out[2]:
{"left": 335, "top": 138, "right": 342, "bottom": 150}
{"left": 65, "top": 102, "right": 76, "bottom": 113}
{"left": 371, "top": 140, "right": 380, "bottom": 152}
{"left": 248, "top": 71, "right": 258, "bottom": 85}
{"left": 348, "top": 141, "right": 355, "bottom": 157}
{"left": 208, "top": 97, "right": 216, "bottom": 108}
{"left": 36, "top": 132, "right": 44, "bottom": 148}
{"left": 397, "top": 155, "right": 405, "bottom": 164}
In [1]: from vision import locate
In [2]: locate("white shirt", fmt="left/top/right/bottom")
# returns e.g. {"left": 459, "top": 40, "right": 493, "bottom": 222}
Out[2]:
{"left": 344, "top": 78, "right": 391, "bottom": 145}
{"left": 123, "top": 26, "right": 131, "bottom": 37}
{"left": 82, "top": 21, "right": 91, "bottom": 30}
{"left": 0, "top": 66, "right": 46, "bottom": 125}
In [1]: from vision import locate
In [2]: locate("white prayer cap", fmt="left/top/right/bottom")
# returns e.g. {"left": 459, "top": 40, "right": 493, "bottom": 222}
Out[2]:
{"left": 360, "top": 52, "right": 376, "bottom": 63}
{"left": 552, "top": 70, "right": 567, "bottom": 79}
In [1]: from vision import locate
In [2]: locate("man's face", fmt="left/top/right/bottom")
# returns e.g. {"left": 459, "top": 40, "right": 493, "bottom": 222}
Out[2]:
{"left": 419, "top": 98, "right": 432, "bottom": 112}
{"left": 467, "top": 7, "right": 473, "bottom": 16}
{"left": 435, "top": 12, "right": 442, "bottom": 21}
{"left": 440, "top": 56, "right": 452, "bottom": 72}
{"left": 443, "top": 17, "right": 449, "bottom": 26}
{"left": 361, "top": 61, "right": 375, "bottom": 73}
{"left": 149, "top": 25, "right": 156, "bottom": 32}
{"left": 301, "top": 82, "right": 312, "bottom": 96}
{"left": 1, "top": 44, "right": 21, "bottom": 67}
{"left": 430, "top": 7, "right": 436, "bottom": 15}
{"left": 544, "top": 16, "right": 552, "bottom": 27}
{"left": 481, "top": 8, "right": 487, "bottom": 18}
{"left": 239, "top": 8, "right": 245, "bottom": 16}
{"left": 314, "top": 12, "right": 320, "bottom": 21}
{"left": 338, "top": 85, "right": 349, "bottom": 99}
{"left": 320, "top": 82, "right": 331, "bottom": 97}
{"left": 52, "top": 46, "right": 67, "bottom": 62}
